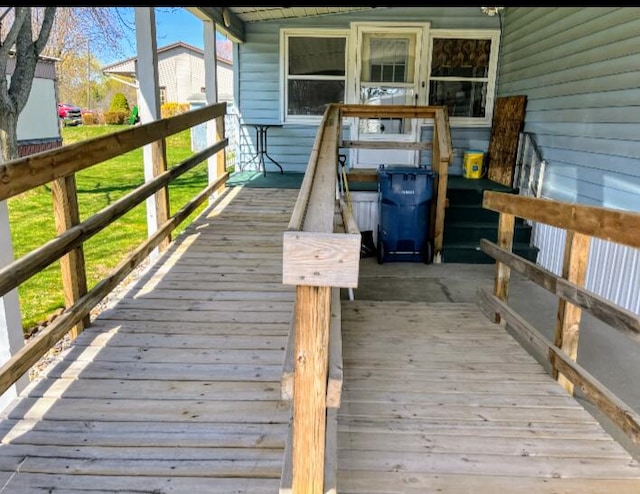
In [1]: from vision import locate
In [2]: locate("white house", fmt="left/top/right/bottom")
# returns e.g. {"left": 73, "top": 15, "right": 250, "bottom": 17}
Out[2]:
{"left": 7, "top": 54, "right": 62, "bottom": 157}
{"left": 102, "top": 40, "right": 233, "bottom": 104}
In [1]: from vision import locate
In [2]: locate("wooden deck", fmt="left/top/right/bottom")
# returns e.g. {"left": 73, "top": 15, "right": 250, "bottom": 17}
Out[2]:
{"left": 0, "top": 187, "right": 297, "bottom": 493}
{"left": 336, "top": 300, "right": 640, "bottom": 493}
{"left": 0, "top": 186, "right": 639, "bottom": 492}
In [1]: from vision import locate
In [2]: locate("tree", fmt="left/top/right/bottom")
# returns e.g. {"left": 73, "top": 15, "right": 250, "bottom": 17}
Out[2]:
{"left": 0, "top": 7, "right": 135, "bottom": 162}
{"left": 0, "top": 7, "right": 55, "bottom": 162}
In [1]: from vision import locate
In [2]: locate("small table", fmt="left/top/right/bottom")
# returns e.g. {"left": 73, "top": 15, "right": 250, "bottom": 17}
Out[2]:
{"left": 242, "top": 123, "right": 284, "bottom": 176}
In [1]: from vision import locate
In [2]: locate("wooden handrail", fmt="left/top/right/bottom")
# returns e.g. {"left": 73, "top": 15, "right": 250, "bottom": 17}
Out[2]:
{"left": 0, "top": 139, "right": 227, "bottom": 298}
{"left": 479, "top": 191, "right": 640, "bottom": 447}
{"left": 0, "top": 102, "right": 227, "bottom": 202}
{"left": 0, "top": 103, "right": 229, "bottom": 395}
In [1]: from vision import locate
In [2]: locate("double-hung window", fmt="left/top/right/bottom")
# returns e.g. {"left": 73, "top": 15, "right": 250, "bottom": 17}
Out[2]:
{"left": 427, "top": 30, "right": 500, "bottom": 126}
{"left": 281, "top": 29, "right": 348, "bottom": 123}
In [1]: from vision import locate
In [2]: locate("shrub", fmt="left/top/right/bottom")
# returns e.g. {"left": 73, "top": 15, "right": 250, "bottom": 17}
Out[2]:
{"left": 103, "top": 111, "right": 128, "bottom": 125}
{"left": 161, "top": 102, "right": 189, "bottom": 118}
{"left": 82, "top": 112, "right": 98, "bottom": 125}
{"left": 109, "top": 93, "right": 130, "bottom": 113}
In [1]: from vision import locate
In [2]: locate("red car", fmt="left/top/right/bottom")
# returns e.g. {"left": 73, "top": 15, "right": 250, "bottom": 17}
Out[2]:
{"left": 58, "top": 103, "right": 83, "bottom": 126}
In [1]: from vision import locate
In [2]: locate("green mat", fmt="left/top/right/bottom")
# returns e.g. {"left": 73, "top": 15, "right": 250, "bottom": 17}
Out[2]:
{"left": 226, "top": 170, "right": 304, "bottom": 189}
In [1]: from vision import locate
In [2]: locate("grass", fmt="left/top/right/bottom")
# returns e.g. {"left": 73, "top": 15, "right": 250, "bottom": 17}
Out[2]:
{"left": 8, "top": 124, "right": 213, "bottom": 332}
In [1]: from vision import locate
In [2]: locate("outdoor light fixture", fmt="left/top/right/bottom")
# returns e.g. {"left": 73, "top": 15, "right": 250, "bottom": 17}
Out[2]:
{"left": 481, "top": 7, "right": 505, "bottom": 16}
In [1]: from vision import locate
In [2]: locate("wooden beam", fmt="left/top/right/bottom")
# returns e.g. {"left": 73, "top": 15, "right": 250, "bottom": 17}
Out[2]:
{"left": 193, "top": 7, "right": 246, "bottom": 43}
{"left": 292, "top": 285, "right": 331, "bottom": 494}
{"left": 0, "top": 103, "right": 226, "bottom": 202}
{"left": 345, "top": 169, "right": 377, "bottom": 183}
{"left": 51, "top": 174, "right": 89, "bottom": 338}
{"left": 0, "top": 140, "right": 227, "bottom": 299}
{"left": 481, "top": 239, "right": 640, "bottom": 340}
{"left": 493, "top": 212, "right": 515, "bottom": 323}
{"left": 339, "top": 104, "right": 438, "bottom": 119}
{"left": 282, "top": 231, "right": 360, "bottom": 288}
{"left": 483, "top": 191, "right": 640, "bottom": 249}
{"left": 326, "top": 288, "right": 343, "bottom": 408}
{"left": 553, "top": 231, "right": 590, "bottom": 394}
{"left": 478, "top": 287, "right": 640, "bottom": 447}
{"left": 340, "top": 140, "right": 432, "bottom": 150}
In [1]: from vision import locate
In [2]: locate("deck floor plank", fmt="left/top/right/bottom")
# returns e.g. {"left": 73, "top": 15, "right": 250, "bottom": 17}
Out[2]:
{"left": 337, "top": 300, "right": 640, "bottom": 492}
{"left": 0, "top": 187, "right": 298, "bottom": 493}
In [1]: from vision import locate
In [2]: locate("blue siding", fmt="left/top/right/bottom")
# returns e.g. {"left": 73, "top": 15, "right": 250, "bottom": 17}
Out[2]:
{"left": 498, "top": 7, "right": 640, "bottom": 212}
{"left": 235, "top": 8, "right": 498, "bottom": 173}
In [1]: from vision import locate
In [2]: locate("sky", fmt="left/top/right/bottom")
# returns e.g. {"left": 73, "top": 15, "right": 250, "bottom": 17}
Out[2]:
{"left": 99, "top": 7, "right": 224, "bottom": 65}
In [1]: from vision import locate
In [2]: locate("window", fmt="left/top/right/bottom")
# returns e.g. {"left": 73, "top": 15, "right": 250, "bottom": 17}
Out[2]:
{"left": 159, "top": 87, "right": 167, "bottom": 105}
{"left": 427, "top": 30, "right": 500, "bottom": 126}
{"left": 281, "top": 29, "right": 348, "bottom": 122}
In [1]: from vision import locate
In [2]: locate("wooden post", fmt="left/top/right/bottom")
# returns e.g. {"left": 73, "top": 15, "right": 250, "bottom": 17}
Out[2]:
{"left": 51, "top": 174, "right": 89, "bottom": 338}
{"left": 203, "top": 19, "right": 226, "bottom": 202}
{"left": 493, "top": 212, "right": 515, "bottom": 323}
{"left": 135, "top": 7, "right": 170, "bottom": 257}
{"left": 0, "top": 200, "right": 27, "bottom": 410}
{"left": 553, "top": 230, "right": 590, "bottom": 394}
{"left": 292, "top": 285, "right": 331, "bottom": 494}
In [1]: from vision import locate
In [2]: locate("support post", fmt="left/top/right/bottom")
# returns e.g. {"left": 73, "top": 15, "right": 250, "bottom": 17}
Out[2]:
{"left": 493, "top": 212, "right": 515, "bottom": 323}
{"left": 0, "top": 201, "right": 26, "bottom": 411}
{"left": 135, "top": 7, "right": 170, "bottom": 259}
{"left": 51, "top": 174, "right": 89, "bottom": 338}
{"left": 553, "top": 230, "right": 590, "bottom": 394}
{"left": 203, "top": 19, "right": 225, "bottom": 202}
{"left": 292, "top": 285, "right": 331, "bottom": 494}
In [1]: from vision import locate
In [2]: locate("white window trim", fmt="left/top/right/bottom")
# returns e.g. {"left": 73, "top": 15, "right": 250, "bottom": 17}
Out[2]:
{"left": 280, "top": 28, "right": 350, "bottom": 125}
{"left": 426, "top": 29, "right": 501, "bottom": 128}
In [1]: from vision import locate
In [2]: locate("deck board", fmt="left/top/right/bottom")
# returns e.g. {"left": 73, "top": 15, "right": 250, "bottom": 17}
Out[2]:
{"left": 2, "top": 185, "right": 640, "bottom": 492}
{"left": 337, "top": 300, "right": 640, "bottom": 492}
{"left": 0, "top": 187, "right": 298, "bottom": 493}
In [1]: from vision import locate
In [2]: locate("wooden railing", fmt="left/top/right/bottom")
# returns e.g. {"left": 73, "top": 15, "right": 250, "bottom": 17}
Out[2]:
{"left": 340, "top": 104, "right": 452, "bottom": 262}
{"left": 280, "top": 103, "right": 452, "bottom": 493}
{"left": 0, "top": 102, "right": 229, "bottom": 397}
{"left": 478, "top": 191, "right": 640, "bottom": 446}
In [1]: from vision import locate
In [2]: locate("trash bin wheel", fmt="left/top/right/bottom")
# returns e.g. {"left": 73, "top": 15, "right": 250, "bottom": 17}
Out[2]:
{"left": 376, "top": 227, "right": 384, "bottom": 265}
{"left": 423, "top": 240, "right": 434, "bottom": 264}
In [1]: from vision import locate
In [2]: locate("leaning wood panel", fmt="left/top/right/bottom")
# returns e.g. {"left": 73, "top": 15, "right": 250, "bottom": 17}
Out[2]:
{"left": 487, "top": 95, "right": 527, "bottom": 187}
{"left": 483, "top": 191, "right": 640, "bottom": 249}
{"left": 0, "top": 102, "right": 226, "bottom": 201}
{"left": 478, "top": 287, "right": 640, "bottom": 446}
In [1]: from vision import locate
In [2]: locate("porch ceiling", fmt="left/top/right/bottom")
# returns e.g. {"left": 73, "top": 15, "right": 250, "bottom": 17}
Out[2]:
{"left": 193, "top": 7, "right": 380, "bottom": 43}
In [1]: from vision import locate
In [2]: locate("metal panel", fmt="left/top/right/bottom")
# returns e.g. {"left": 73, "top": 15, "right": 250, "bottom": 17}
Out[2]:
{"left": 350, "top": 191, "right": 379, "bottom": 245}
{"left": 532, "top": 223, "right": 640, "bottom": 315}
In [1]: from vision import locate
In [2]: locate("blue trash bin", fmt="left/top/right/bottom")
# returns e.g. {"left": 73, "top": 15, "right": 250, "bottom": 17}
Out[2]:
{"left": 376, "top": 164, "right": 435, "bottom": 264}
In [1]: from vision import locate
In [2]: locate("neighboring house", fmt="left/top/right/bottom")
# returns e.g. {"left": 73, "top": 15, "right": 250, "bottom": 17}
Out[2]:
{"left": 6, "top": 54, "right": 62, "bottom": 157}
{"left": 102, "top": 40, "right": 233, "bottom": 105}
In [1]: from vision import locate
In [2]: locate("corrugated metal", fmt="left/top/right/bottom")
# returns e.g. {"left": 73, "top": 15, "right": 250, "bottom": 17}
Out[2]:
{"left": 350, "top": 191, "right": 379, "bottom": 245}
{"left": 532, "top": 223, "right": 640, "bottom": 315}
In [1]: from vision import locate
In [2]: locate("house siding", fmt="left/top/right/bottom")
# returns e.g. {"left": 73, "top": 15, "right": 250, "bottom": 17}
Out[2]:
{"left": 498, "top": 7, "right": 640, "bottom": 212}
{"left": 499, "top": 7, "right": 640, "bottom": 316}
{"left": 236, "top": 8, "right": 501, "bottom": 173}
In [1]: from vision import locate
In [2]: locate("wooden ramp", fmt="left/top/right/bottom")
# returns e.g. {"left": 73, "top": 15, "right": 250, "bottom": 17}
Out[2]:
{"left": 0, "top": 187, "right": 298, "bottom": 493}
{"left": 336, "top": 300, "right": 640, "bottom": 493}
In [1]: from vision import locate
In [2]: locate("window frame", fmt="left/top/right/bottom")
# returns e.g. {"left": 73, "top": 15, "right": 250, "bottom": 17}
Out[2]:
{"left": 426, "top": 29, "right": 501, "bottom": 127}
{"left": 280, "top": 28, "right": 350, "bottom": 124}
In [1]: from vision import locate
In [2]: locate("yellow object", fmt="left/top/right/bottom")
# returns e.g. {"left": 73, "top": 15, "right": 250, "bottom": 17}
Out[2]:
{"left": 463, "top": 150, "right": 485, "bottom": 179}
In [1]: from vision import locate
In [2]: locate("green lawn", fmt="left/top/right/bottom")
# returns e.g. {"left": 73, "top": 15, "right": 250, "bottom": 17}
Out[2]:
{"left": 8, "top": 124, "right": 212, "bottom": 332}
